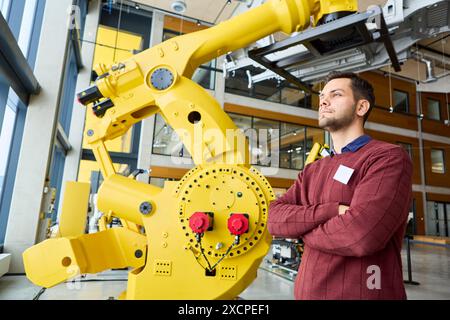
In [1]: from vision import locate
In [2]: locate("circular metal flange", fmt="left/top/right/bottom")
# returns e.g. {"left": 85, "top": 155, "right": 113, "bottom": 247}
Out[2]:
{"left": 150, "top": 68, "right": 174, "bottom": 90}
{"left": 175, "top": 165, "right": 275, "bottom": 259}
{"left": 139, "top": 201, "right": 153, "bottom": 215}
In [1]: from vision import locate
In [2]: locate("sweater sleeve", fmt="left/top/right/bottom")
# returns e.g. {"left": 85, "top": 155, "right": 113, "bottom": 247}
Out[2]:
{"left": 302, "top": 147, "right": 413, "bottom": 257}
{"left": 268, "top": 169, "right": 340, "bottom": 239}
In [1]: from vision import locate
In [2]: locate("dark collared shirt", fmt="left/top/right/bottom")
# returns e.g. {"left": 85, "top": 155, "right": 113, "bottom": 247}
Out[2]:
{"left": 332, "top": 134, "right": 372, "bottom": 155}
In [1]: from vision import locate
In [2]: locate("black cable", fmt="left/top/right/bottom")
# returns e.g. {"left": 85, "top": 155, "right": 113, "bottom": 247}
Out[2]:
{"left": 209, "top": 242, "right": 235, "bottom": 271}
{"left": 197, "top": 238, "right": 213, "bottom": 271}
{"left": 194, "top": 254, "right": 209, "bottom": 270}
{"left": 32, "top": 287, "right": 46, "bottom": 300}
{"left": 78, "top": 38, "right": 132, "bottom": 52}
{"left": 213, "top": 1, "right": 230, "bottom": 25}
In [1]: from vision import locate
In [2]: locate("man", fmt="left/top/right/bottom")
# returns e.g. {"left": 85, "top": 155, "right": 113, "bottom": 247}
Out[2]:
{"left": 268, "top": 72, "right": 413, "bottom": 300}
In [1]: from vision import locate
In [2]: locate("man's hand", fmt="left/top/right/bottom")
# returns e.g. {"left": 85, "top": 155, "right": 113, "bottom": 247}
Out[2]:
{"left": 339, "top": 205, "right": 349, "bottom": 215}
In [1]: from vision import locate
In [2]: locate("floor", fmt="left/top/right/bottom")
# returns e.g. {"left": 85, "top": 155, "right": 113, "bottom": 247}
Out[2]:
{"left": 0, "top": 242, "right": 449, "bottom": 300}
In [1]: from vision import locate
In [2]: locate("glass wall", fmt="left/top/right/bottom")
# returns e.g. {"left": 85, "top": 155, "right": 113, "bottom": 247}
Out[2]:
{"left": 0, "top": 106, "right": 16, "bottom": 195}
{"left": 78, "top": 6, "right": 151, "bottom": 185}
{"left": 280, "top": 124, "right": 306, "bottom": 170}
{"left": 426, "top": 201, "right": 450, "bottom": 237}
{"left": 0, "top": 0, "right": 46, "bottom": 244}
{"left": 151, "top": 111, "right": 325, "bottom": 171}
{"left": 225, "top": 66, "right": 315, "bottom": 109}
{"left": 253, "top": 117, "right": 279, "bottom": 166}
{"left": 152, "top": 114, "right": 191, "bottom": 159}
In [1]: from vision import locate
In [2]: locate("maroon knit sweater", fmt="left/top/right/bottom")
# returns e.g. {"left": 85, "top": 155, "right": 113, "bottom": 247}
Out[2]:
{"left": 268, "top": 139, "right": 413, "bottom": 300}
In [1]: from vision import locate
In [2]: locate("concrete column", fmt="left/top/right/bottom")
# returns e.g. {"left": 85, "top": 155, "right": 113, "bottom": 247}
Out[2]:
{"left": 136, "top": 10, "right": 164, "bottom": 183}
{"left": 57, "top": 0, "right": 101, "bottom": 216}
{"left": 4, "top": 0, "right": 73, "bottom": 273}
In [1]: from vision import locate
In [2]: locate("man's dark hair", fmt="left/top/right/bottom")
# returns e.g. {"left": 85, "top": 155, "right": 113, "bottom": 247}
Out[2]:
{"left": 325, "top": 71, "right": 375, "bottom": 123}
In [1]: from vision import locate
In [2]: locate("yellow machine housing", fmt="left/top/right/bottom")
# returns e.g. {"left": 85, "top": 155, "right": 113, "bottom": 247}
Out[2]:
{"left": 23, "top": 0, "right": 357, "bottom": 299}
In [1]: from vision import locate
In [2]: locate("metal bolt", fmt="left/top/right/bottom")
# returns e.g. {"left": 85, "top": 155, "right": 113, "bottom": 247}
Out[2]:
{"left": 139, "top": 201, "right": 153, "bottom": 215}
{"left": 162, "top": 242, "right": 168, "bottom": 248}
{"left": 163, "top": 232, "right": 168, "bottom": 238}
{"left": 215, "top": 242, "right": 224, "bottom": 250}
{"left": 237, "top": 192, "right": 243, "bottom": 198}
{"left": 87, "top": 129, "right": 94, "bottom": 136}
{"left": 134, "top": 249, "right": 143, "bottom": 258}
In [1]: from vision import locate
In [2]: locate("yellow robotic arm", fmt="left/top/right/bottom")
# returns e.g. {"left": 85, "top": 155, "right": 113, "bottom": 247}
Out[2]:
{"left": 23, "top": 0, "right": 356, "bottom": 299}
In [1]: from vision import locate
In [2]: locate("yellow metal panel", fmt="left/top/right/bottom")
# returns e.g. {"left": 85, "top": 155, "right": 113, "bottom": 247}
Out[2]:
{"left": 23, "top": 228, "right": 146, "bottom": 288}
{"left": 58, "top": 181, "right": 90, "bottom": 238}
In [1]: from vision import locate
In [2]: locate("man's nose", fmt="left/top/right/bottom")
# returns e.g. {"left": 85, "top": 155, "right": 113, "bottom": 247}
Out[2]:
{"left": 319, "top": 97, "right": 330, "bottom": 109}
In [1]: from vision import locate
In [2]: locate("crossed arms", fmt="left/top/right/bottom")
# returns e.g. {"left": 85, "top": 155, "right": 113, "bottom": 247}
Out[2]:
{"left": 267, "top": 147, "right": 413, "bottom": 257}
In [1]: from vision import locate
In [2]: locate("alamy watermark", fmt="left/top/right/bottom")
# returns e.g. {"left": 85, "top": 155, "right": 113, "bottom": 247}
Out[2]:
{"left": 165, "top": 127, "right": 281, "bottom": 175}
{"left": 366, "top": 265, "right": 381, "bottom": 290}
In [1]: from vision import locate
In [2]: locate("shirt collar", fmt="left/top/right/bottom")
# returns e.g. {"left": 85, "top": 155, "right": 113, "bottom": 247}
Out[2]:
{"left": 332, "top": 134, "right": 372, "bottom": 155}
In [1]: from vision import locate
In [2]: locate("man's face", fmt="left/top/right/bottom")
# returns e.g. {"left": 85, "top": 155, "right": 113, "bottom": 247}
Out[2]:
{"left": 318, "top": 78, "right": 357, "bottom": 132}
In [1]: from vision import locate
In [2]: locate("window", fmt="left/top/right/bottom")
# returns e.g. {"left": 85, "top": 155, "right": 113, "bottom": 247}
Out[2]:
{"left": 431, "top": 149, "right": 445, "bottom": 174}
{"left": 191, "top": 59, "right": 216, "bottom": 90}
{"left": 152, "top": 114, "right": 191, "bottom": 159}
{"left": 280, "top": 124, "right": 305, "bottom": 170}
{"left": 0, "top": 105, "right": 16, "bottom": 195}
{"left": 225, "top": 66, "right": 316, "bottom": 110}
{"left": 79, "top": 24, "right": 143, "bottom": 186}
{"left": 0, "top": 0, "right": 10, "bottom": 18}
{"left": 397, "top": 142, "right": 413, "bottom": 159}
{"left": 252, "top": 117, "right": 279, "bottom": 167}
{"left": 426, "top": 99, "right": 441, "bottom": 120}
{"left": 0, "top": 0, "right": 45, "bottom": 244}
{"left": 152, "top": 110, "right": 326, "bottom": 171}
{"left": 393, "top": 90, "right": 409, "bottom": 113}
{"left": 426, "top": 201, "right": 450, "bottom": 237}
{"left": 229, "top": 113, "right": 252, "bottom": 132}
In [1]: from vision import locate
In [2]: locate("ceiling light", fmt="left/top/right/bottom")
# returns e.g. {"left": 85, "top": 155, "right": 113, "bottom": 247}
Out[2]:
{"left": 171, "top": 0, "right": 187, "bottom": 13}
{"left": 227, "top": 0, "right": 232, "bottom": 4}
{"left": 196, "top": 20, "right": 201, "bottom": 26}
{"left": 135, "top": 3, "right": 140, "bottom": 10}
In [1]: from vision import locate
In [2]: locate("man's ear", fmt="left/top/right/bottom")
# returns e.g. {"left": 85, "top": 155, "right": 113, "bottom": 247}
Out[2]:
{"left": 356, "top": 100, "right": 370, "bottom": 118}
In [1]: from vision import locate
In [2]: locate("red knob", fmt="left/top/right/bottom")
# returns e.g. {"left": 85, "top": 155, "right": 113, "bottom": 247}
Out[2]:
{"left": 189, "top": 212, "right": 211, "bottom": 234}
{"left": 232, "top": 219, "right": 243, "bottom": 231}
{"left": 227, "top": 214, "right": 249, "bottom": 235}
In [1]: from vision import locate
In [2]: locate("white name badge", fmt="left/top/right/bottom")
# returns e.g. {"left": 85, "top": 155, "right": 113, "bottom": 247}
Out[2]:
{"left": 333, "top": 164, "right": 355, "bottom": 185}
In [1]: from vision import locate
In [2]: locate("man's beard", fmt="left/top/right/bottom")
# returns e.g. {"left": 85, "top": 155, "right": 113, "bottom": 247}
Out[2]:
{"left": 318, "top": 105, "right": 356, "bottom": 132}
